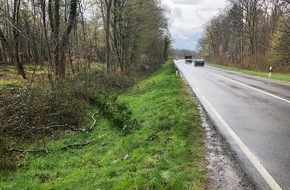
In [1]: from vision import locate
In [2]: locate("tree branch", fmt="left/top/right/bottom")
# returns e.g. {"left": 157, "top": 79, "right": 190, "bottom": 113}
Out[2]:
{"left": 27, "top": 111, "right": 99, "bottom": 133}
{"left": 61, "top": 139, "right": 96, "bottom": 150}
{"left": 87, "top": 111, "right": 98, "bottom": 131}
{"left": 9, "top": 148, "right": 48, "bottom": 154}
{"left": 9, "top": 139, "right": 96, "bottom": 154}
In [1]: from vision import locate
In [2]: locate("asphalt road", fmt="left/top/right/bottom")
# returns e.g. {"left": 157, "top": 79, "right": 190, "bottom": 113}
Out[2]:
{"left": 175, "top": 60, "right": 290, "bottom": 190}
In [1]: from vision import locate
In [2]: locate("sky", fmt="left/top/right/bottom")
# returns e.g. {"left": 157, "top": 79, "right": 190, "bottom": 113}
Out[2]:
{"left": 161, "top": 0, "right": 228, "bottom": 51}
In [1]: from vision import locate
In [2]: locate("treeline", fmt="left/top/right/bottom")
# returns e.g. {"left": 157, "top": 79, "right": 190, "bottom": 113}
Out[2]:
{"left": 169, "top": 49, "right": 199, "bottom": 59}
{"left": 198, "top": 0, "right": 290, "bottom": 73}
{"left": 0, "top": 0, "right": 170, "bottom": 78}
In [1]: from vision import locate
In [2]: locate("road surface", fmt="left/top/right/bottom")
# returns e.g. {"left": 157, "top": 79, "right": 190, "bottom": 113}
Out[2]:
{"left": 175, "top": 60, "right": 290, "bottom": 190}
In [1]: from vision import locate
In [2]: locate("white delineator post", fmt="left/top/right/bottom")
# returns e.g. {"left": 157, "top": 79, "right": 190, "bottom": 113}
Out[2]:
{"left": 268, "top": 67, "right": 272, "bottom": 78}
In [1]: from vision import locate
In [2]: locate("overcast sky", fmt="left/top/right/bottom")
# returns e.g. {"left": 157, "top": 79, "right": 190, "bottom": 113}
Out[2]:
{"left": 161, "top": 0, "right": 228, "bottom": 51}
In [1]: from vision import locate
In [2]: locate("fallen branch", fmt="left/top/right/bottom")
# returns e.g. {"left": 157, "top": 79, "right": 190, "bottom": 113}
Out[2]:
{"left": 64, "top": 125, "right": 86, "bottom": 132}
{"left": 61, "top": 139, "right": 96, "bottom": 150}
{"left": 27, "top": 111, "right": 99, "bottom": 133}
{"left": 9, "top": 139, "right": 96, "bottom": 153}
{"left": 8, "top": 112, "right": 99, "bottom": 155}
{"left": 30, "top": 124, "right": 85, "bottom": 132}
{"left": 9, "top": 148, "right": 48, "bottom": 154}
{"left": 87, "top": 111, "right": 98, "bottom": 132}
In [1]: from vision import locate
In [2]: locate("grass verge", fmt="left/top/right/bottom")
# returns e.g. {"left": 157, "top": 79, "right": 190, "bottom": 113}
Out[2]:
{"left": 0, "top": 60, "right": 206, "bottom": 189}
{"left": 208, "top": 63, "right": 290, "bottom": 83}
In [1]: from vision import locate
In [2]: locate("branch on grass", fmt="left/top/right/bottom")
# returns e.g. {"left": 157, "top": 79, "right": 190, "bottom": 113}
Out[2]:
{"left": 46, "top": 111, "right": 98, "bottom": 132}
{"left": 9, "top": 139, "right": 96, "bottom": 154}
{"left": 9, "top": 148, "right": 48, "bottom": 154}
{"left": 28, "top": 111, "right": 99, "bottom": 133}
{"left": 8, "top": 112, "right": 99, "bottom": 155}
{"left": 87, "top": 111, "right": 98, "bottom": 132}
{"left": 33, "top": 124, "right": 86, "bottom": 132}
{"left": 61, "top": 139, "right": 96, "bottom": 150}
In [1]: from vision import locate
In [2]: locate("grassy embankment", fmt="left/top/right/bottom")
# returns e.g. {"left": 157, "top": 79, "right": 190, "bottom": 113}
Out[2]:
{"left": 0, "top": 60, "right": 207, "bottom": 189}
{"left": 208, "top": 63, "right": 290, "bottom": 83}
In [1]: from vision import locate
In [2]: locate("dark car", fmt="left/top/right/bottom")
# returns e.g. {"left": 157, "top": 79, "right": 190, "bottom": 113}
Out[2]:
{"left": 194, "top": 59, "right": 205, "bottom": 67}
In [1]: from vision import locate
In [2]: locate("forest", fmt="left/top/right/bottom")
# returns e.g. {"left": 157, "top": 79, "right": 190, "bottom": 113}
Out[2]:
{"left": 0, "top": 0, "right": 170, "bottom": 169}
{"left": 0, "top": 0, "right": 170, "bottom": 78}
{"left": 198, "top": 0, "right": 290, "bottom": 73}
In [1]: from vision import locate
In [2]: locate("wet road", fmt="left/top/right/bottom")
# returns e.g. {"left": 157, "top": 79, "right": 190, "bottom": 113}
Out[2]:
{"left": 175, "top": 60, "right": 290, "bottom": 190}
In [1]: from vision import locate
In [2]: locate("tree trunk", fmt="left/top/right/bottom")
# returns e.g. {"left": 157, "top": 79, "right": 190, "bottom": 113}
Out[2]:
{"left": 41, "top": 0, "right": 53, "bottom": 70}
{"left": 100, "top": 0, "right": 113, "bottom": 72}
{"left": 12, "top": 0, "right": 26, "bottom": 79}
{"left": 48, "top": 0, "right": 61, "bottom": 76}
{"left": 59, "top": 0, "right": 78, "bottom": 76}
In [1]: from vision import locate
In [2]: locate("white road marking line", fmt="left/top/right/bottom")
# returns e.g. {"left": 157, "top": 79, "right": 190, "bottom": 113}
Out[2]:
{"left": 194, "top": 88, "right": 282, "bottom": 190}
{"left": 215, "top": 74, "right": 290, "bottom": 104}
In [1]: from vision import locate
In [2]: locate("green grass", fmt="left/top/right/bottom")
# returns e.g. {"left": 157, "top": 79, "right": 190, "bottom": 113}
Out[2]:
{"left": 0, "top": 60, "right": 206, "bottom": 189}
{"left": 0, "top": 65, "right": 45, "bottom": 89}
{"left": 208, "top": 63, "right": 290, "bottom": 83}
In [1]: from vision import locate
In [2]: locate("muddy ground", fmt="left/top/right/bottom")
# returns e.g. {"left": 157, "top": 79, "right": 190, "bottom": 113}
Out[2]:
{"left": 198, "top": 105, "right": 257, "bottom": 190}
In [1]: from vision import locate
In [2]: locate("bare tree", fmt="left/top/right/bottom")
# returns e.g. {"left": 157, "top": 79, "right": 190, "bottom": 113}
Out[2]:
{"left": 99, "top": 0, "right": 113, "bottom": 72}
{"left": 0, "top": 0, "right": 170, "bottom": 78}
{"left": 48, "top": 0, "right": 78, "bottom": 77}
{"left": 198, "top": 0, "right": 290, "bottom": 71}
{"left": 11, "top": 0, "right": 27, "bottom": 78}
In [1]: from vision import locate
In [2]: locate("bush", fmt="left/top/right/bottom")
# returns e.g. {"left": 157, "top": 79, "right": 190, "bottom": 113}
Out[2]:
{"left": 94, "top": 94, "right": 138, "bottom": 135}
{"left": 0, "top": 69, "right": 137, "bottom": 169}
{"left": 0, "top": 88, "right": 87, "bottom": 141}
{"left": 0, "top": 82, "right": 87, "bottom": 169}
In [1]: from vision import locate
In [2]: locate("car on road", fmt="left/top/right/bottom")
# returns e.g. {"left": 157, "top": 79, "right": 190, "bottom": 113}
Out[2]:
{"left": 194, "top": 59, "right": 205, "bottom": 67}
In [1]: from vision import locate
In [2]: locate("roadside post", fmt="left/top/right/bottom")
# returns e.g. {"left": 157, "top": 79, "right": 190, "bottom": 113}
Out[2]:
{"left": 268, "top": 67, "right": 272, "bottom": 78}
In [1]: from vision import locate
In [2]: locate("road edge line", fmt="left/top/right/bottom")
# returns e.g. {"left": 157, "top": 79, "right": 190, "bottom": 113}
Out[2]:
{"left": 175, "top": 61, "right": 282, "bottom": 190}
{"left": 194, "top": 88, "right": 282, "bottom": 190}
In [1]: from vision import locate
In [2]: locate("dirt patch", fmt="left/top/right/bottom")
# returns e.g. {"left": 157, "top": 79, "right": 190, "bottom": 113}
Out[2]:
{"left": 198, "top": 105, "right": 257, "bottom": 190}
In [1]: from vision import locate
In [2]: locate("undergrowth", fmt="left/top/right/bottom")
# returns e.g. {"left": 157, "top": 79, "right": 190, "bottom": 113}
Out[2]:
{"left": 0, "top": 60, "right": 207, "bottom": 189}
{"left": 0, "top": 69, "right": 136, "bottom": 169}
